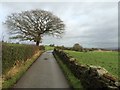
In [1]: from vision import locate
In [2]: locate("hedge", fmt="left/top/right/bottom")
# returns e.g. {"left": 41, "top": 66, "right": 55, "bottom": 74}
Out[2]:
{"left": 2, "top": 43, "right": 40, "bottom": 74}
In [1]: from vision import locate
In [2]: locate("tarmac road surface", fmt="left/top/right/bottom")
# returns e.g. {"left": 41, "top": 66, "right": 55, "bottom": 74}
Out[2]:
{"left": 14, "top": 50, "right": 70, "bottom": 88}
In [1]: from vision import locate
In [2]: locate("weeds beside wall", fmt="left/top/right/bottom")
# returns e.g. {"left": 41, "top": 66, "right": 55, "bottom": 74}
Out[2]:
{"left": 53, "top": 48, "right": 120, "bottom": 90}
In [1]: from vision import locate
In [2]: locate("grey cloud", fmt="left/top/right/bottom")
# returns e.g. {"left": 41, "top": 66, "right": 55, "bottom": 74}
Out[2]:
{"left": 0, "top": 2, "right": 118, "bottom": 49}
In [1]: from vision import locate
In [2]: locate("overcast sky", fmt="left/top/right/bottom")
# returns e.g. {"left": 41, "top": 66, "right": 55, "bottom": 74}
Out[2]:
{"left": 0, "top": 2, "right": 118, "bottom": 48}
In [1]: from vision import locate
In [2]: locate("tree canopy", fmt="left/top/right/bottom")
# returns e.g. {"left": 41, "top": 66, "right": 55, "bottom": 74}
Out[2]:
{"left": 5, "top": 9, "right": 65, "bottom": 45}
{"left": 73, "top": 43, "right": 83, "bottom": 51}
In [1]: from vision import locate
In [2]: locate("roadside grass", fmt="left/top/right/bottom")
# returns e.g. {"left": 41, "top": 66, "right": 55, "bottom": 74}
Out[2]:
{"left": 45, "top": 45, "right": 54, "bottom": 51}
{"left": 53, "top": 53, "right": 84, "bottom": 90}
{"left": 2, "top": 51, "right": 43, "bottom": 89}
{"left": 64, "top": 50, "right": 119, "bottom": 78}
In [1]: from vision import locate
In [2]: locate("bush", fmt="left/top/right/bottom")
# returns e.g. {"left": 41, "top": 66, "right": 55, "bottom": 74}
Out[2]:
{"left": 2, "top": 43, "right": 40, "bottom": 74}
{"left": 73, "top": 43, "right": 83, "bottom": 51}
{"left": 49, "top": 44, "right": 55, "bottom": 47}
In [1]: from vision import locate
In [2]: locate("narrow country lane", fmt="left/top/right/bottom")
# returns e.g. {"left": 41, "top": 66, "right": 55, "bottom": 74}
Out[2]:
{"left": 14, "top": 50, "right": 70, "bottom": 88}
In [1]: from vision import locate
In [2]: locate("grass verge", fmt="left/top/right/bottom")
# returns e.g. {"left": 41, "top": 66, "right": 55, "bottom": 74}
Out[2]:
{"left": 2, "top": 51, "right": 43, "bottom": 89}
{"left": 53, "top": 52, "right": 84, "bottom": 90}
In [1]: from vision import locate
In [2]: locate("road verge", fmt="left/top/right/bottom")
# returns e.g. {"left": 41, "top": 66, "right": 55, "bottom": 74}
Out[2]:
{"left": 53, "top": 51, "right": 84, "bottom": 90}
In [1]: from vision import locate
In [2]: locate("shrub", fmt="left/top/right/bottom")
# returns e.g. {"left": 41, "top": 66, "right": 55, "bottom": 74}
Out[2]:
{"left": 49, "top": 44, "right": 55, "bottom": 47}
{"left": 73, "top": 43, "right": 83, "bottom": 51}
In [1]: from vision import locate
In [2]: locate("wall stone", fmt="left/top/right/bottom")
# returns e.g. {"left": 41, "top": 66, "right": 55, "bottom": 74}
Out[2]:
{"left": 53, "top": 48, "right": 120, "bottom": 90}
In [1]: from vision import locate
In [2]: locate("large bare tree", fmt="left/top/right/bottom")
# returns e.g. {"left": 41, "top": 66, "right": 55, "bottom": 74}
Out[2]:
{"left": 4, "top": 9, "right": 65, "bottom": 46}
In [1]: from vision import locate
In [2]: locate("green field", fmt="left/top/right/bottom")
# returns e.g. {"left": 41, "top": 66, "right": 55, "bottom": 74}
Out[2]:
{"left": 45, "top": 45, "right": 54, "bottom": 51}
{"left": 64, "top": 50, "right": 119, "bottom": 78}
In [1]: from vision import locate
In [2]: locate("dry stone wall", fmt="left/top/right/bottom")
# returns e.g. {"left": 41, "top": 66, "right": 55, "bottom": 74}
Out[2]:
{"left": 53, "top": 48, "right": 120, "bottom": 90}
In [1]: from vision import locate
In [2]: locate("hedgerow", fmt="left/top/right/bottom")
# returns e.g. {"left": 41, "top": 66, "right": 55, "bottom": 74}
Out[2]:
{"left": 2, "top": 43, "right": 40, "bottom": 74}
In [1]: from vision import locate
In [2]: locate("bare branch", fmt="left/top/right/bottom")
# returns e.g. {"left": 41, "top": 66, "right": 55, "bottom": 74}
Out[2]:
{"left": 4, "top": 9, "right": 65, "bottom": 46}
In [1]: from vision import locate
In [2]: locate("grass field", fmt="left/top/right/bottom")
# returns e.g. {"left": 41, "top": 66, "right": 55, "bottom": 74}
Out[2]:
{"left": 45, "top": 45, "right": 54, "bottom": 51}
{"left": 64, "top": 50, "right": 119, "bottom": 78}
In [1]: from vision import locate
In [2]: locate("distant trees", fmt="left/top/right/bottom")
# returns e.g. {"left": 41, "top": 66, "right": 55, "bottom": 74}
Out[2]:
{"left": 49, "top": 44, "right": 55, "bottom": 47}
{"left": 73, "top": 43, "right": 83, "bottom": 51}
{"left": 55, "top": 43, "right": 83, "bottom": 51}
{"left": 54, "top": 43, "right": 113, "bottom": 52}
{"left": 4, "top": 9, "right": 65, "bottom": 46}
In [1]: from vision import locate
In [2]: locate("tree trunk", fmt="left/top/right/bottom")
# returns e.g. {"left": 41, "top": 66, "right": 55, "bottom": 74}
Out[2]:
{"left": 36, "top": 41, "right": 39, "bottom": 46}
